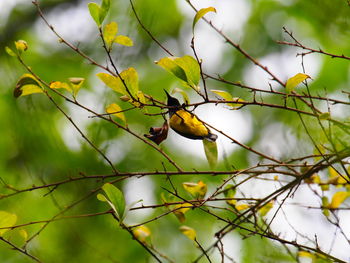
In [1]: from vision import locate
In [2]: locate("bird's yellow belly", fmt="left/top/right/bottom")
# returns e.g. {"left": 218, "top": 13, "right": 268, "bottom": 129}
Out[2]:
{"left": 169, "top": 110, "right": 209, "bottom": 137}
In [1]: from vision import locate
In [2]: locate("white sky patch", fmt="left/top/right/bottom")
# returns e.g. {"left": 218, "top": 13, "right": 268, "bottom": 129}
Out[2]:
{"left": 243, "top": 49, "right": 322, "bottom": 91}
{"left": 34, "top": 2, "right": 96, "bottom": 46}
{"left": 0, "top": 0, "right": 29, "bottom": 28}
{"left": 176, "top": 0, "right": 251, "bottom": 74}
{"left": 123, "top": 176, "right": 156, "bottom": 223}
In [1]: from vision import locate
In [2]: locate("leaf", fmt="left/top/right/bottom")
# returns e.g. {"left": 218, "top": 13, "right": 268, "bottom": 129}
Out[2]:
{"left": 68, "top": 77, "right": 85, "bottom": 97}
{"left": 173, "top": 203, "right": 192, "bottom": 223}
{"left": 15, "top": 40, "right": 28, "bottom": 53}
{"left": 329, "top": 191, "right": 350, "bottom": 209}
{"left": 258, "top": 201, "right": 273, "bottom": 216}
{"left": 203, "top": 139, "right": 218, "bottom": 168}
{"left": 100, "top": 0, "right": 110, "bottom": 24}
{"left": 322, "top": 196, "right": 330, "bottom": 217}
{"left": 88, "top": 3, "right": 101, "bottom": 26}
{"left": 114, "top": 35, "right": 133, "bottom": 46}
{"left": 235, "top": 203, "right": 250, "bottom": 211}
{"left": 14, "top": 73, "right": 44, "bottom": 98}
{"left": 172, "top": 87, "right": 190, "bottom": 104}
{"left": 319, "top": 112, "right": 330, "bottom": 120}
{"left": 285, "top": 73, "right": 311, "bottom": 94}
{"left": 298, "top": 251, "right": 315, "bottom": 259}
{"left": 104, "top": 22, "right": 118, "bottom": 48}
{"left": 211, "top": 89, "right": 245, "bottom": 110}
{"left": 96, "top": 193, "right": 108, "bottom": 202}
{"left": 156, "top": 55, "right": 200, "bottom": 90}
{"left": 183, "top": 181, "right": 207, "bottom": 199}
{"left": 106, "top": 103, "right": 126, "bottom": 123}
{"left": 97, "top": 68, "right": 139, "bottom": 97}
{"left": 144, "top": 121, "right": 169, "bottom": 145}
{"left": 101, "top": 183, "right": 126, "bottom": 221}
{"left": 5, "top": 46, "right": 16, "bottom": 57}
{"left": 0, "top": 211, "right": 17, "bottom": 236}
{"left": 193, "top": 7, "right": 216, "bottom": 30}
{"left": 50, "top": 81, "right": 72, "bottom": 93}
{"left": 179, "top": 226, "right": 196, "bottom": 241}
{"left": 224, "top": 184, "right": 236, "bottom": 206}
{"left": 133, "top": 225, "right": 151, "bottom": 243}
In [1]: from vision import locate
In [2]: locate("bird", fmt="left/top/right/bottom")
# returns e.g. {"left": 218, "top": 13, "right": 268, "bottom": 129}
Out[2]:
{"left": 165, "top": 90, "right": 218, "bottom": 142}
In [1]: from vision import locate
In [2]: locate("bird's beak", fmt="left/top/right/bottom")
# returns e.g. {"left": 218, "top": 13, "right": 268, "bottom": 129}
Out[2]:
{"left": 164, "top": 89, "right": 171, "bottom": 98}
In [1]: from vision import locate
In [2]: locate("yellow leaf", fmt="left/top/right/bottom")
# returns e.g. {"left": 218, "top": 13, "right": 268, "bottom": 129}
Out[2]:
{"left": 273, "top": 175, "right": 279, "bottom": 181}
{"left": 104, "top": 22, "right": 118, "bottom": 48}
{"left": 235, "top": 204, "right": 250, "bottom": 211}
{"left": 173, "top": 203, "right": 192, "bottom": 223}
{"left": 285, "top": 73, "right": 311, "bottom": 93}
{"left": 114, "top": 35, "right": 133, "bottom": 46}
{"left": 5, "top": 46, "right": 16, "bottom": 57}
{"left": 68, "top": 77, "right": 85, "bottom": 97}
{"left": 319, "top": 112, "right": 330, "bottom": 120}
{"left": 258, "top": 201, "right": 273, "bottom": 216}
{"left": 179, "top": 226, "right": 196, "bottom": 241}
{"left": 97, "top": 68, "right": 139, "bottom": 97}
{"left": 211, "top": 89, "right": 245, "bottom": 110}
{"left": 50, "top": 81, "right": 72, "bottom": 93}
{"left": 298, "top": 251, "right": 315, "bottom": 259}
{"left": 18, "top": 229, "right": 28, "bottom": 241}
{"left": 106, "top": 103, "right": 126, "bottom": 123}
{"left": 193, "top": 7, "right": 216, "bottom": 30}
{"left": 15, "top": 40, "right": 28, "bottom": 53}
{"left": 0, "top": 211, "right": 17, "bottom": 236}
{"left": 14, "top": 74, "right": 44, "bottom": 98}
{"left": 329, "top": 191, "right": 350, "bottom": 209}
{"left": 183, "top": 181, "right": 207, "bottom": 199}
{"left": 224, "top": 184, "right": 236, "bottom": 206}
{"left": 133, "top": 225, "right": 151, "bottom": 243}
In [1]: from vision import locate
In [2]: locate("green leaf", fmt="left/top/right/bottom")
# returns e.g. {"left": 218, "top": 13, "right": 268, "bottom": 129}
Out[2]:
{"left": 14, "top": 73, "right": 44, "bottom": 98}
{"left": 114, "top": 35, "right": 133, "bottom": 46}
{"left": 285, "top": 73, "right": 311, "bottom": 93}
{"left": 179, "top": 226, "right": 196, "bottom": 241}
{"left": 97, "top": 72, "right": 125, "bottom": 94}
{"left": 172, "top": 87, "right": 190, "bottom": 104}
{"left": 104, "top": 22, "right": 118, "bottom": 48}
{"left": 0, "top": 211, "right": 17, "bottom": 236}
{"left": 211, "top": 89, "right": 245, "bottom": 109}
{"left": 5, "top": 46, "right": 16, "bottom": 57}
{"left": 319, "top": 112, "right": 330, "bottom": 120}
{"left": 68, "top": 77, "right": 85, "bottom": 97}
{"left": 224, "top": 184, "right": 236, "bottom": 206}
{"left": 106, "top": 103, "right": 126, "bottom": 123}
{"left": 156, "top": 55, "right": 200, "bottom": 90}
{"left": 88, "top": 3, "right": 101, "bottom": 26}
{"left": 193, "top": 7, "right": 216, "bottom": 30}
{"left": 100, "top": 0, "right": 110, "bottom": 24}
{"left": 97, "top": 67, "right": 139, "bottom": 97}
{"left": 102, "top": 183, "right": 126, "bottom": 220}
{"left": 183, "top": 181, "right": 207, "bottom": 199}
{"left": 203, "top": 139, "right": 218, "bottom": 168}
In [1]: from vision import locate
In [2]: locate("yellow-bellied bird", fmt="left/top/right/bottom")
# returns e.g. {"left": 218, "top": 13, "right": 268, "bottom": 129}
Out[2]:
{"left": 165, "top": 90, "right": 217, "bottom": 142}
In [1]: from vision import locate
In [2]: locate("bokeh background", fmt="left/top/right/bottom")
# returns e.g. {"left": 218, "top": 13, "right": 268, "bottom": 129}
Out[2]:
{"left": 0, "top": 0, "right": 349, "bottom": 262}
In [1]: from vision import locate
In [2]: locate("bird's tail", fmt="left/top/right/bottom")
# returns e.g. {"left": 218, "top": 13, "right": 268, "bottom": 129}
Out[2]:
{"left": 206, "top": 132, "right": 218, "bottom": 142}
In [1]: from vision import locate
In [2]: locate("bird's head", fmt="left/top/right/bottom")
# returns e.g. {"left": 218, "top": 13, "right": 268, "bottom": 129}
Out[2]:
{"left": 164, "top": 90, "right": 181, "bottom": 115}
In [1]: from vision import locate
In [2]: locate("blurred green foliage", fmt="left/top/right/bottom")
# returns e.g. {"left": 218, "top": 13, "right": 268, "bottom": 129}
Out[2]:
{"left": 0, "top": 0, "right": 349, "bottom": 262}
